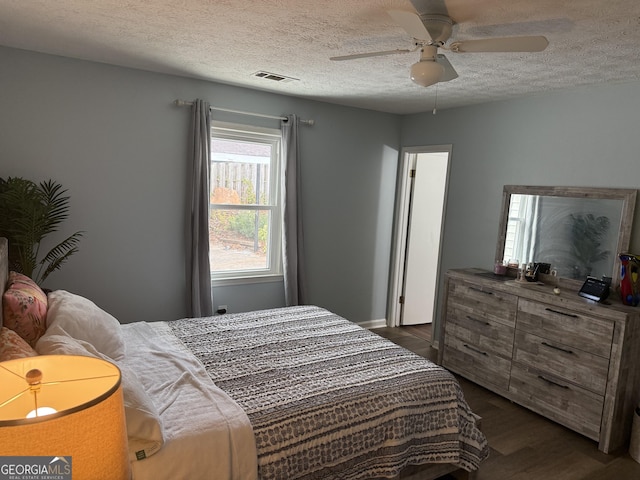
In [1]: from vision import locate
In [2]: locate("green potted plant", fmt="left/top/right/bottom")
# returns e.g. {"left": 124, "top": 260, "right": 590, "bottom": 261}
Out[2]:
{"left": 568, "top": 212, "right": 610, "bottom": 279}
{"left": 0, "top": 177, "right": 83, "bottom": 285}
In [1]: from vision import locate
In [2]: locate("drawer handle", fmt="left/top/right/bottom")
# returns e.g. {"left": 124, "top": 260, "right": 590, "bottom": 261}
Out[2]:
{"left": 466, "top": 315, "right": 490, "bottom": 326}
{"left": 463, "top": 344, "right": 488, "bottom": 356}
{"left": 541, "top": 341, "right": 574, "bottom": 355}
{"left": 469, "top": 286, "right": 493, "bottom": 296}
{"left": 538, "top": 375, "right": 570, "bottom": 389}
{"left": 545, "top": 307, "right": 578, "bottom": 318}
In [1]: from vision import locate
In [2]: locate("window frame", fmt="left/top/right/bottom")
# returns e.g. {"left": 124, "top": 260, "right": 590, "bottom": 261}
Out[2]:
{"left": 209, "top": 121, "right": 283, "bottom": 285}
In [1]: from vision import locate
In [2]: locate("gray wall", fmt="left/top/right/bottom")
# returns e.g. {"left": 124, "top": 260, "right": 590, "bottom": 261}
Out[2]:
{"left": 0, "top": 46, "right": 400, "bottom": 324}
{"left": 401, "top": 82, "right": 640, "bottom": 335}
{"left": 4, "top": 44, "right": 640, "bottom": 329}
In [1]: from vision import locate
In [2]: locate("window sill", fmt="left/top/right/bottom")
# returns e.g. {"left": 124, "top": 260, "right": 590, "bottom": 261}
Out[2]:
{"left": 211, "top": 274, "right": 284, "bottom": 287}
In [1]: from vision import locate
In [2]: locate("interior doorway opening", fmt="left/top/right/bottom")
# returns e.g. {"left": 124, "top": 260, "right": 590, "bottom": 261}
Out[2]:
{"left": 388, "top": 146, "right": 451, "bottom": 339}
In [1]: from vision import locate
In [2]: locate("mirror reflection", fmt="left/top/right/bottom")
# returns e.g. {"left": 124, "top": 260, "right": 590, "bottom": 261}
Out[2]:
{"left": 496, "top": 186, "right": 637, "bottom": 285}
{"left": 502, "top": 194, "right": 623, "bottom": 279}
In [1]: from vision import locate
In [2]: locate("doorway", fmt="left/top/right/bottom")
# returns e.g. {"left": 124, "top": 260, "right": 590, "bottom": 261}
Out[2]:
{"left": 388, "top": 145, "right": 451, "bottom": 334}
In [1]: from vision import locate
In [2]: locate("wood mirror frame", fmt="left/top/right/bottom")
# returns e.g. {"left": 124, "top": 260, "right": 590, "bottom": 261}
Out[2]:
{"left": 495, "top": 186, "right": 637, "bottom": 289}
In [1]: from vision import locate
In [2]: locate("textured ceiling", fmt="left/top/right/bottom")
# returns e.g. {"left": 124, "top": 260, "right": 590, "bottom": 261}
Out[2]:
{"left": 1, "top": 0, "right": 640, "bottom": 114}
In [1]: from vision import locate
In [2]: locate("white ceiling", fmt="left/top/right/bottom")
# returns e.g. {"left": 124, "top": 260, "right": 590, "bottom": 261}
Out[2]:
{"left": 1, "top": 0, "right": 640, "bottom": 114}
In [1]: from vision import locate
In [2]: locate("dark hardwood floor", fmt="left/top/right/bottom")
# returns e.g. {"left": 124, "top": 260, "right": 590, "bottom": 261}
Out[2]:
{"left": 371, "top": 325, "right": 640, "bottom": 480}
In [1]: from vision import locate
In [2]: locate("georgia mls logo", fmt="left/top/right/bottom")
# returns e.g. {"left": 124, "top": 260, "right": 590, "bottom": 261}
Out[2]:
{"left": 48, "top": 457, "right": 71, "bottom": 474}
{"left": 0, "top": 456, "right": 72, "bottom": 480}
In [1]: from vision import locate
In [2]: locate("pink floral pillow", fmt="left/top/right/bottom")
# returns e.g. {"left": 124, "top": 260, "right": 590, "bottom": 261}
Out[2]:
{"left": 2, "top": 271, "right": 48, "bottom": 347}
{"left": 0, "top": 326, "right": 38, "bottom": 361}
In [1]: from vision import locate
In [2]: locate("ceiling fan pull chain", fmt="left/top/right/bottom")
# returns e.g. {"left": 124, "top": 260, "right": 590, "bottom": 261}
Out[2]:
{"left": 433, "top": 83, "right": 438, "bottom": 115}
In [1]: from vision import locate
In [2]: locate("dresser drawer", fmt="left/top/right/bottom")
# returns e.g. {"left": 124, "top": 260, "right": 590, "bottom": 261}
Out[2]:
{"left": 443, "top": 268, "right": 640, "bottom": 454}
{"left": 446, "top": 304, "right": 515, "bottom": 358}
{"left": 517, "top": 299, "right": 613, "bottom": 359}
{"left": 448, "top": 280, "right": 517, "bottom": 328}
{"left": 509, "top": 363, "right": 604, "bottom": 441}
{"left": 443, "top": 334, "right": 512, "bottom": 391}
{"left": 513, "top": 330, "right": 609, "bottom": 394}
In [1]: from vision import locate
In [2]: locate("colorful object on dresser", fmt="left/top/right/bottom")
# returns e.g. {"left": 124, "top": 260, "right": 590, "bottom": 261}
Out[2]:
{"left": 2, "top": 271, "right": 48, "bottom": 346}
{"left": 0, "top": 355, "right": 130, "bottom": 480}
{"left": 619, "top": 253, "right": 640, "bottom": 306}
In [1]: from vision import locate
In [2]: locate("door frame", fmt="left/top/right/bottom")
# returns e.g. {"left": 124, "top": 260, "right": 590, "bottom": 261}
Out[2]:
{"left": 387, "top": 145, "right": 452, "bottom": 333}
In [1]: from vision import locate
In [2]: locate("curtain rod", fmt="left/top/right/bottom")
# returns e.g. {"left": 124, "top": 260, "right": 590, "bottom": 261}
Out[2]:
{"left": 173, "top": 99, "right": 314, "bottom": 126}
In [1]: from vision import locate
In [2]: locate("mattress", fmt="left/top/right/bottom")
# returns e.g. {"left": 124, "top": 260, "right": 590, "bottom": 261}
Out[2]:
{"left": 163, "top": 305, "right": 488, "bottom": 479}
{"left": 121, "top": 320, "right": 258, "bottom": 480}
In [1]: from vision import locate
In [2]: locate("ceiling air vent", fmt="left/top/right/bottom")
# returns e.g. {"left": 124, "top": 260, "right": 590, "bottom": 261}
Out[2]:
{"left": 252, "top": 71, "right": 299, "bottom": 83}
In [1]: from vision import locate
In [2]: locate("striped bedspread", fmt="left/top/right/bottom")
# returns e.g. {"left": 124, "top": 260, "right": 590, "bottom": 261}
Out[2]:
{"left": 168, "top": 305, "right": 488, "bottom": 480}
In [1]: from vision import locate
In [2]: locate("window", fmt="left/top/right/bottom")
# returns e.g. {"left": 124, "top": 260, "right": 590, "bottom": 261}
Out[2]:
{"left": 209, "top": 122, "right": 282, "bottom": 282}
{"left": 503, "top": 194, "right": 539, "bottom": 266}
{"left": 503, "top": 194, "right": 524, "bottom": 264}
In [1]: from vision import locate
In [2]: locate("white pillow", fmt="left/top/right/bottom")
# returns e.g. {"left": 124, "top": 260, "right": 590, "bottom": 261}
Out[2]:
{"left": 45, "top": 290, "right": 125, "bottom": 361}
{"left": 36, "top": 332, "right": 165, "bottom": 462}
{"left": 36, "top": 332, "right": 100, "bottom": 357}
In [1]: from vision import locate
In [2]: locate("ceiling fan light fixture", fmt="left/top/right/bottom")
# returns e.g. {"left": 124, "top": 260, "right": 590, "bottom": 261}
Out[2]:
{"left": 410, "top": 60, "right": 444, "bottom": 87}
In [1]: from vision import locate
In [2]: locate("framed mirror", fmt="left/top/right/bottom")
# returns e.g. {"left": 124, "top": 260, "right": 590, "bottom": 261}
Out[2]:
{"left": 495, "top": 186, "right": 637, "bottom": 287}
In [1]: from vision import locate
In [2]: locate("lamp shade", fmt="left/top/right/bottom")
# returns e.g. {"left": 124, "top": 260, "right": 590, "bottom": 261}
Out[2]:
{"left": 410, "top": 60, "right": 445, "bottom": 87}
{"left": 0, "top": 355, "right": 130, "bottom": 480}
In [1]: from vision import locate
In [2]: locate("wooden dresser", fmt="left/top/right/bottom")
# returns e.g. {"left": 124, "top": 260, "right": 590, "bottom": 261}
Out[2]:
{"left": 438, "top": 268, "right": 640, "bottom": 453}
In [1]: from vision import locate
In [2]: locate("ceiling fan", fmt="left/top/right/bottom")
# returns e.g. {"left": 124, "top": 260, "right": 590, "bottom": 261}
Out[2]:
{"left": 330, "top": 9, "right": 549, "bottom": 87}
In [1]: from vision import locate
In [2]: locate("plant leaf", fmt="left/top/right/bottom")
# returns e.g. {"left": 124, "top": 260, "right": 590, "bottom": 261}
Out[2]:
{"left": 0, "top": 176, "right": 83, "bottom": 284}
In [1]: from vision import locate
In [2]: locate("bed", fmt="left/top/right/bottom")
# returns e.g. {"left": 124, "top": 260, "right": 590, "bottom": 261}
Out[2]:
{"left": 0, "top": 237, "right": 488, "bottom": 479}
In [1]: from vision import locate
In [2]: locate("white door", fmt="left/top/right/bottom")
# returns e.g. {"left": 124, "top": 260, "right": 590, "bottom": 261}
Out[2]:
{"left": 388, "top": 146, "right": 451, "bottom": 327}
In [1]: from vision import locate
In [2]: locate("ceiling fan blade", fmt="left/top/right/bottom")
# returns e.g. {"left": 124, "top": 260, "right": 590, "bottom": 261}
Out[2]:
{"left": 330, "top": 48, "right": 414, "bottom": 61}
{"left": 409, "top": 0, "right": 449, "bottom": 16}
{"left": 450, "top": 35, "right": 549, "bottom": 53}
{"left": 387, "top": 9, "right": 431, "bottom": 40}
{"left": 436, "top": 54, "right": 458, "bottom": 82}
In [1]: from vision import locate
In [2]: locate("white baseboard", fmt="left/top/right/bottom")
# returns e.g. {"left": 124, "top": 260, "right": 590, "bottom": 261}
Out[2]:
{"left": 358, "top": 318, "right": 388, "bottom": 329}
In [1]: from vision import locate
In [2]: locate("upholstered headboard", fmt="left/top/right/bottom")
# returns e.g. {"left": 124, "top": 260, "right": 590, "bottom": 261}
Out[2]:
{"left": 0, "top": 237, "right": 7, "bottom": 327}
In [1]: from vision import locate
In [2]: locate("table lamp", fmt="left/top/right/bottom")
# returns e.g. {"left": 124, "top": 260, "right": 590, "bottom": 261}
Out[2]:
{"left": 0, "top": 354, "right": 130, "bottom": 480}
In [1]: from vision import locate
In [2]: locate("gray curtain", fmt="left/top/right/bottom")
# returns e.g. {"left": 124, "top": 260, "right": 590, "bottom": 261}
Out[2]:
{"left": 186, "top": 99, "right": 214, "bottom": 317}
{"left": 281, "top": 114, "right": 307, "bottom": 305}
